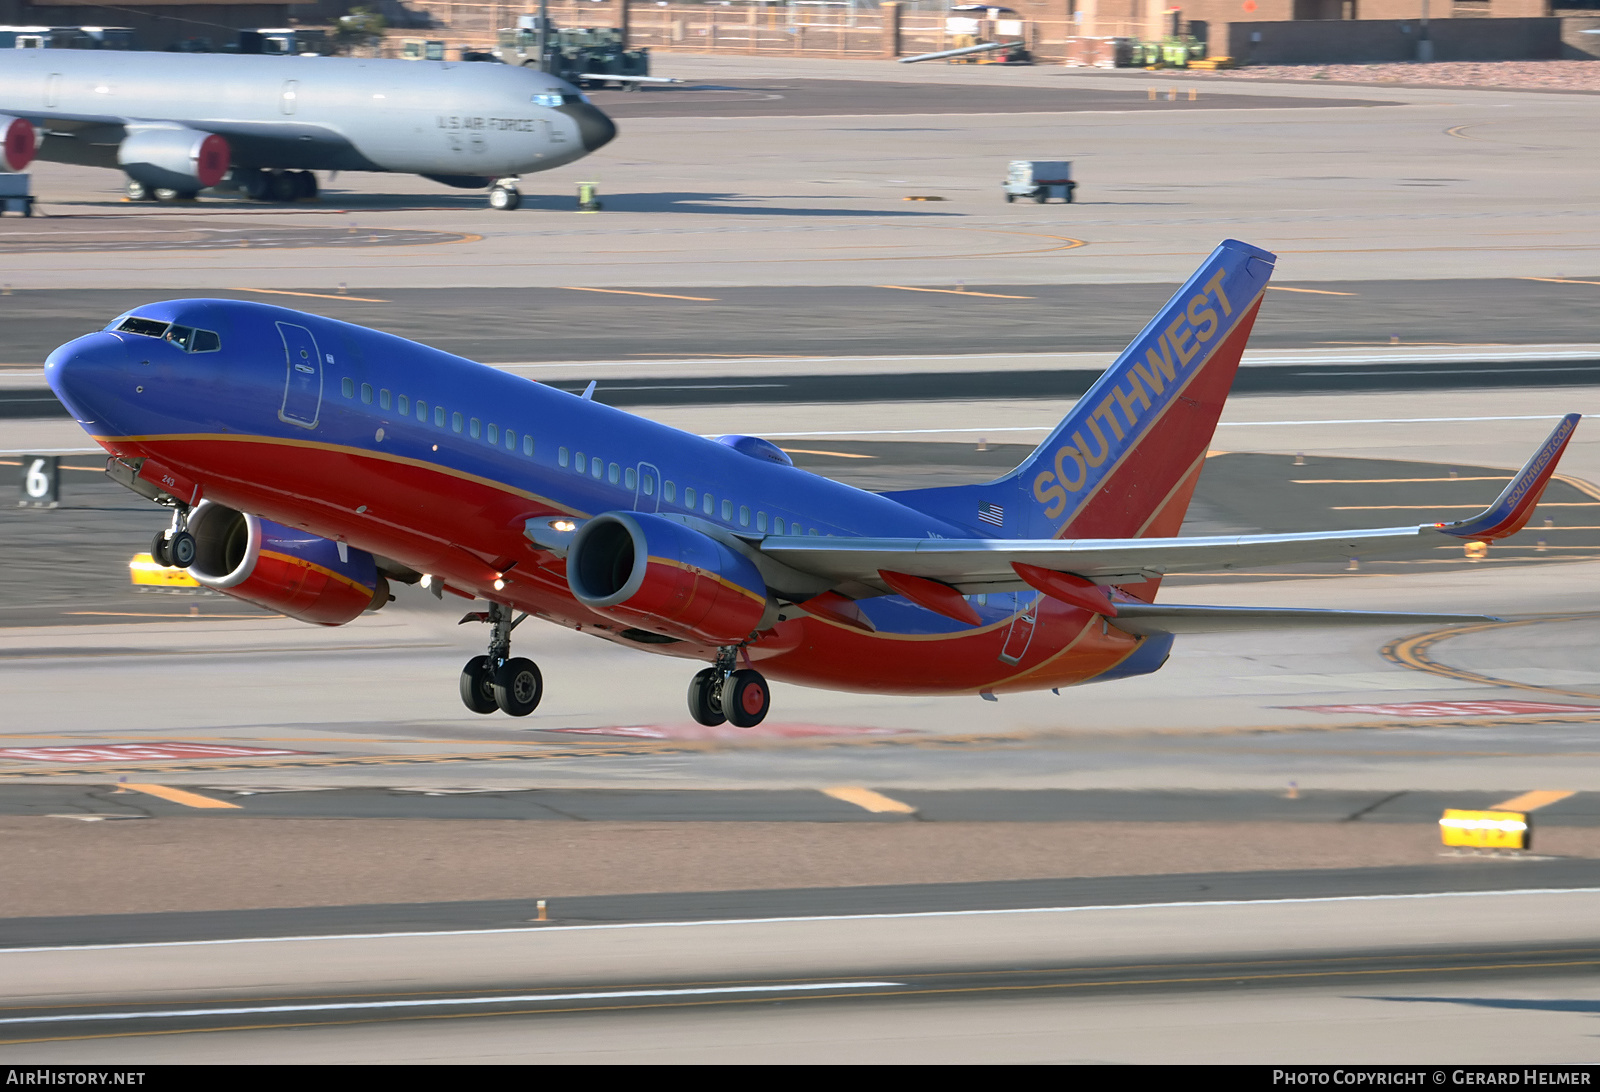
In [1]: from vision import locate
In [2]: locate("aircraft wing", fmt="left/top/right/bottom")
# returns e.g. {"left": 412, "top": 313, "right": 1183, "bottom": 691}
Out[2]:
{"left": 759, "top": 413, "right": 1582, "bottom": 603}
{"left": 1105, "top": 604, "right": 1501, "bottom": 635}
{"left": 759, "top": 525, "right": 1429, "bottom": 592}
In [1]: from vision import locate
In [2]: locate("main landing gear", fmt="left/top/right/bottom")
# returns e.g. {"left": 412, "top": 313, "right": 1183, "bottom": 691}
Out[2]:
{"left": 149, "top": 507, "right": 196, "bottom": 569}
{"left": 688, "top": 646, "right": 771, "bottom": 729}
{"left": 458, "top": 602, "right": 543, "bottom": 716}
{"left": 487, "top": 177, "right": 522, "bottom": 211}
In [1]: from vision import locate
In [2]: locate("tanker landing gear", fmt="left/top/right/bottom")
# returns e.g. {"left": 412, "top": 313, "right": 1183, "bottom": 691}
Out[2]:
{"left": 149, "top": 506, "right": 196, "bottom": 569}
{"left": 232, "top": 169, "right": 317, "bottom": 204}
{"left": 459, "top": 602, "right": 543, "bottom": 716}
{"left": 688, "top": 647, "right": 771, "bottom": 729}
{"left": 488, "top": 178, "right": 521, "bottom": 211}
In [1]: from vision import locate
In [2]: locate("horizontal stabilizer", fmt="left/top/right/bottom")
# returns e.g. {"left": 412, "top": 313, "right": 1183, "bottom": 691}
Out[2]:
{"left": 1108, "top": 604, "right": 1500, "bottom": 636}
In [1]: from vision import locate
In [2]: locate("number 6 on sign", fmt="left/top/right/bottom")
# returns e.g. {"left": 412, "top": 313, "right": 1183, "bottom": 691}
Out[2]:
{"left": 18, "top": 455, "right": 58, "bottom": 508}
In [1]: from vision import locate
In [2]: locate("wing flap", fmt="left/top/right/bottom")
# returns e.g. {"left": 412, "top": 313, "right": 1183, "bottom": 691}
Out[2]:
{"left": 1107, "top": 604, "right": 1500, "bottom": 636}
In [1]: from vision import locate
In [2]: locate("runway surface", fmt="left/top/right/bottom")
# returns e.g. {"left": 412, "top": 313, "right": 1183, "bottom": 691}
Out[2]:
{"left": 584, "top": 78, "right": 1392, "bottom": 118}
{"left": 6, "top": 279, "right": 1600, "bottom": 374}
{"left": 2, "top": 888, "right": 1597, "bottom": 1062}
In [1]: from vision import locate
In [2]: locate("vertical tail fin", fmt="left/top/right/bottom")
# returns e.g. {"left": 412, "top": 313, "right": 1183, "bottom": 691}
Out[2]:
{"left": 887, "top": 239, "right": 1275, "bottom": 541}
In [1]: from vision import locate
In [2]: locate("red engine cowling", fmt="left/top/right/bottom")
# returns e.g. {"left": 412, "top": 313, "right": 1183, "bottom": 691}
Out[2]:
{"left": 0, "top": 115, "right": 36, "bottom": 173}
{"left": 567, "top": 512, "right": 770, "bottom": 644}
{"left": 186, "top": 501, "right": 389, "bottom": 626}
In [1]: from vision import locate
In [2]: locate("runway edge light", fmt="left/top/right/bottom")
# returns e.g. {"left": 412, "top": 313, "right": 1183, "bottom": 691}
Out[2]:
{"left": 1439, "top": 808, "right": 1530, "bottom": 851}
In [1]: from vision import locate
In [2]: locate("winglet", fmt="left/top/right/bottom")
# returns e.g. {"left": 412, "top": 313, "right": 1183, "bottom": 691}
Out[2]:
{"left": 1436, "top": 413, "right": 1581, "bottom": 541}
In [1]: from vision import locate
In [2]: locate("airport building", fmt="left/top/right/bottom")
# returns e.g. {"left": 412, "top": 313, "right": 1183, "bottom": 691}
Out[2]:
{"left": 0, "top": 0, "right": 292, "bottom": 51}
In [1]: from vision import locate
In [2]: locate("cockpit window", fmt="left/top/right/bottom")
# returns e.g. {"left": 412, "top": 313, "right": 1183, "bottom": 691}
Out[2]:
{"left": 116, "top": 316, "right": 171, "bottom": 338}
{"left": 166, "top": 325, "right": 220, "bottom": 353}
{"left": 113, "top": 317, "right": 220, "bottom": 353}
{"left": 531, "top": 92, "right": 563, "bottom": 107}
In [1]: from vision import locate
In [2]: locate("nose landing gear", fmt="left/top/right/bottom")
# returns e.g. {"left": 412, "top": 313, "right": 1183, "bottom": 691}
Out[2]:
{"left": 688, "top": 646, "right": 770, "bottom": 728}
{"left": 488, "top": 177, "right": 522, "bottom": 211}
{"left": 458, "top": 602, "right": 543, "bottom": 716}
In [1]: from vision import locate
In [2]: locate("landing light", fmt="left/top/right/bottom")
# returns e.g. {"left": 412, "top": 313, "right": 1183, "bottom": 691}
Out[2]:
{"left": 420, "top": 574, "right": 433, "bottom": 589}
{"left": 551, "top": 519, "right": 577, "bottom": 532}
{"left": 493, "top": 578, "right": 506, "bottom": 591}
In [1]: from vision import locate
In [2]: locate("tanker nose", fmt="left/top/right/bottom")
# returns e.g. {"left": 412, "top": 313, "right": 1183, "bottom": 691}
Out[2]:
{"left": 45, "top": 331, "right": 133, "bottom": 427}
{"left": 569, "top": 103, "right": 617, "bottom": 152}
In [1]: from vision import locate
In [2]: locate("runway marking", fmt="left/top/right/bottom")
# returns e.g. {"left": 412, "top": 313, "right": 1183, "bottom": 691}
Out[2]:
{"left": 115, "top": 783, "right": 240, "bottom": 810}
{"left": 779, "top": 448, "right": 876, "bottom": 459}
{"left": 1331, "top": 502, "right": 1599, "bottom": 510}
{"left": 876, "top": 285, "right": 1034, "bottom": 300}
{"left": 822, "top": 786, "right": 918, "bottom": 814}
{"left": 231, "top": 288, "right": 390, "bottom": 304}
{"left": 560, "top": 287, "right": 719, "bottom": 301}
{"left": 1491, "top": 790, "right": 1576, "bottom": 812}
{"left": 4, "top": 887, "right": 1597, "bottom": 954}
{"left": 1523, "top": 277, "right": 1600, "bottom": 288}
{"left": 1295, "top": 477, "right": 1510, "bottom": 484}
{"left": 1384, "top": 615, "right": 1600, "bottom": 701}
{"left": 1266, "top": 286, "right": 1357, "bottom": 296}
{"left": 0, "top": 981, "right": 901, "bottom": 1028}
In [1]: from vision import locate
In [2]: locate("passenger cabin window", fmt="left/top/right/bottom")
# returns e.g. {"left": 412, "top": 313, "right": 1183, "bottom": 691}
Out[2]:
{"left": 522, "top": 435, "right": 533, "bottom": 456}
{"left": 756, "top": 512, "right": 767, "bottom": 532}
{"left": 775, "top": 518, "right": 786, "bottom": 535}
{"left": 739, "top": 505, "right": 751, "bottom": 527}
{"left": 683, "top": 487, "right": 695, "bottom": 508}
{"left": 469, "top": 418, "right": 481, "bottom": 439}
{"left": 341, "top": 378, "right": 354, "bottom": 398}
{"left": 379, "top": 390, "right": 391, "bottom": 410}
{"left": 591, "top": 460, "right": 603, "bottom": 480}
{"left": 486, "top": 424, "right": 497, "bottom": 444}
{"left": 721, "top": 499, "right": 732, "bottom": 521}
{"left": 559, "top": 447, "right": 570, "bottom": 468}
{"left": 416, "top": 400, "right": 427, "bottom": 421}
{"left": 575, "top": 452, "right": 585, "bottom": 472}
{"left": 608, "top": 463, "right": 620, "bottom": 484}
{"left": 625, "top": 467, "right": 637, "bottom": 490}
{"left": 361, "top": 383, "right": 373, "bottom": 405}
{"left": 398, "top": 395, "right": 410, "bottom": 415}
{"left": 640, "top": 472, "right": 653, "bottom": 495}
{"left": 452, "top": 412, "right": 463, "bottom": 434}
{"left": 664, "top": 481, "right": 676, "bottom": 503}
{"left": 703, "top": 494, "right": 714, "bottom": 516}
{"left": 434, "top": 407, "right": 445, "bottom": 428}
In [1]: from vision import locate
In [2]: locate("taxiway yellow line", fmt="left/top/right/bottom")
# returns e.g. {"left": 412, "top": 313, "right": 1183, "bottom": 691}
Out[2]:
{"left": 561, "top": 287, "right": 719, "bottom": 301}
{"left": 1266, "top": 286, "right": 1357, "bottom": 296}
{"left": 231, "top": 288, "right": 390, "bottom": 303}
{"left": 1294, "top": 477, "right": 1509, "bottom": 485}
{"left": 1523, "top": 277, "right": 1600, "bottom": 288}
{"left": 116, "top": 784, "right": 240, "bottom": 810}
{"left": 1491, "top": 790, "right": 1576, "bottom": 812}
{"left": 876, "top": 285, "right": 1033, "bottom": 299}
{"left": 822, "top": 786, "right": 917, "bottom": 814}
{"left": 780, "top": 448, "right": 876, "bottom": 459}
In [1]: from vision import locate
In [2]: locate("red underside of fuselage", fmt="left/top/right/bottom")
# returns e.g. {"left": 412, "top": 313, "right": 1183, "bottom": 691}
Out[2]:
{"left": 110, "top": 434, "right": 1144, "bottom": 696}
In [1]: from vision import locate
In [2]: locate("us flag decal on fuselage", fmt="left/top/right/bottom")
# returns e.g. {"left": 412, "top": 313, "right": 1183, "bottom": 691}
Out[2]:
{"left": 978, "top": 501, "right": 1005, "bottom": 527}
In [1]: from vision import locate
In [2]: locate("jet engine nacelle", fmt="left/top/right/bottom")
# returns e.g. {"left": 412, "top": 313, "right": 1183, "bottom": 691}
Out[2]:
{"left": 567, "top": 512, "right": 771, "bottom": 645}
{"left": 0, "top": 115, "right": 36, "bottom": 172}
{"left": 117, "top": 126, "right": 231, "bottom": 191}
{"left": 186, "top": 501, "right": 389, "bottom": 626}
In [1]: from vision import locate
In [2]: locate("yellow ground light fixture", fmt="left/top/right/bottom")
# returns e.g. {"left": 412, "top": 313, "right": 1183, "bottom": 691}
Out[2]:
{"left": 129, "top": 552, "right": 200, "bottom": 588}
{"left": 1440, "top": 809, "right": 1530, "bottom": 850}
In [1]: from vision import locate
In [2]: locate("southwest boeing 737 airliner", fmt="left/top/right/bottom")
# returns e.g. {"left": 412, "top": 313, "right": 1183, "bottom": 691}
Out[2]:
{"left": 44, "top": 240, "right": 1581, "bottom": 726}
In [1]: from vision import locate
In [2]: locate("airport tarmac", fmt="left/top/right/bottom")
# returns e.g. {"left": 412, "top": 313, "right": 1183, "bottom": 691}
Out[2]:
{"left": 6, "top": 59, "right": 1600, "bottom": 289}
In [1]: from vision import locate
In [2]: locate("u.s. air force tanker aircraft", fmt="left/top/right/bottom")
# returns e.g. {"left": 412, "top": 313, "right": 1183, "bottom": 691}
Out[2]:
{"left": 0, "top": 50, "right": 616, "bottom": 208}
{"left": 44, "top": 240, "right": 1581, "bottom": 725}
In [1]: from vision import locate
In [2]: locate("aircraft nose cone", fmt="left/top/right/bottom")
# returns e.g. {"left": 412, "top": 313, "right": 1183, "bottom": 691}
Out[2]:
{"left": 45, "top": 331, "right": 132, "bottom": 425}
{"left": 571, "top": 103, "right": 617, "bottom": 152}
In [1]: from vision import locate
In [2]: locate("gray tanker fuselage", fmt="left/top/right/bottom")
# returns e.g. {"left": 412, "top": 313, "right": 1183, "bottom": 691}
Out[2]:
{"left": 0, "top": 50, "right": 616, "bottom": 194}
